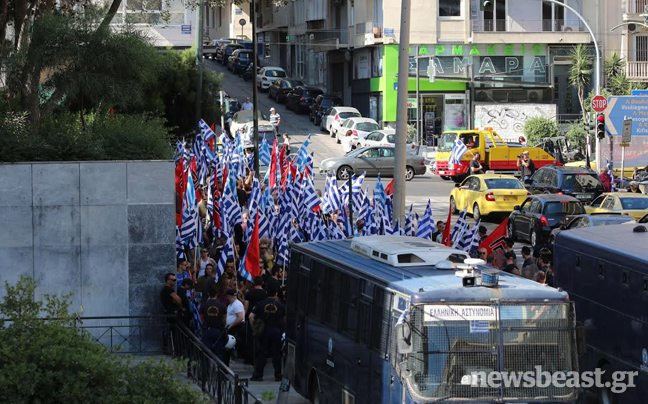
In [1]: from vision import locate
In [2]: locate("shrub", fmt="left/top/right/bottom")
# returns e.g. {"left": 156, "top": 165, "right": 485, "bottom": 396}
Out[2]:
{"left": 523, "top": 117, "right": 560, "bottom": 145}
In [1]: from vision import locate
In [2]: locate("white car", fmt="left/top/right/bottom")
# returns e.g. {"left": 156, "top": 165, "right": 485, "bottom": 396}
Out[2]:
{"left": 257, "top": 67, "right": 287, "bottom": 91}
{"left": 322, "top": 106, "right": 362, "bottom": 135}
{"left": 240, "top": 120, "right": 278, "bottom": 147}
{"left": 228, "top": 110, "right": 266, "bottom": 137}
{"left": 360, "top": 129, "right": 417, "bottom": 152}
{"left": 335, "top": 117, "right": 381, "bottom": 146}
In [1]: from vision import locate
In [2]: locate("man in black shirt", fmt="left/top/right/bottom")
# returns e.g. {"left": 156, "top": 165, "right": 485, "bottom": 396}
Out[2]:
{"left": 243, "top": 276, "right": 268, "bottom": 364}
{"left": 517, "top": 150, "right": 535, "bottom": 181}
{"left": 160, "top": 273, "right": 181, "bottom": 319}
{"left": 469, "top": 152, "right": 484, "bottom": 174}
{"left": 501, "top": 251, "right": 520, "bottom": 275}
{"left": 200, "top": 285, "right": 227, "bottom": 360}
{"left": 249, "top": 286, "right": 285, "bottom": 381}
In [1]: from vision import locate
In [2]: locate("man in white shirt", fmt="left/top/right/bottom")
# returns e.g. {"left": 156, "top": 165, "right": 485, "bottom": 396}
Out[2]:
{"left": 269, "top": 107, "right": 281, "bottom": 128}
{"left": 241, "top": 97, "right": 253, "bottom": 111}
{"left": 224, "top": 288, "right": 245, "bottom": 365}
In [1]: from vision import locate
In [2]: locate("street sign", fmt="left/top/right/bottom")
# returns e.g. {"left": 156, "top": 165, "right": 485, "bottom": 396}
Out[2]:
{"left": 181, "top": 24, "right": 191, "bottom": 34}
{"left": 631, "top": 89, "right": 648, "bottom": 96}
{"left": 604, "top": 96, "right": 648, "bottom": 135}
{"left": 622, "top": 118, "right": 632, "bottom": 145}
{"left": 393, "top": 82, "right": 398, "bottom": 91}
{"left": 239, "top": 19, "right": 246, "bottom": 26}
{"left": 591, "top": 95, "right": 607, "bottom": 112}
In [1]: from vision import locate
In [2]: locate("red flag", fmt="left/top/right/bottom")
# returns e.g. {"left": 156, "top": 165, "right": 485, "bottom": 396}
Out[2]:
{"left": 479, "top": 218, "right": 508, "bottom": 255}
{"left": 269, "top": 140, "right": 278, "bottom": 189}
{"left": 441, "top": 204, "right": 453, "bottom": 246}
{"left": 207, "top": 123, "right": 215, "bottom": 151}
{"left": 245, "top": 211, "right": 261, "bottom": 278}
{"left": 385, "top": 179, "right": 394, "bottom": 196}
{"left": 279, "top": 144, "right": 287, "bottom": 185}
{"left": 212, "top": 172, "right": 221, "bottom": 230}
{"left": 175, "top": 162, "right": 185, "bottom": 227}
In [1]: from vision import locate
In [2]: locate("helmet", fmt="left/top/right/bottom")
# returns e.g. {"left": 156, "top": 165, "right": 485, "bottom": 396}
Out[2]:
{"left": 225, "top": 335, "right": 236, "bottom": 350}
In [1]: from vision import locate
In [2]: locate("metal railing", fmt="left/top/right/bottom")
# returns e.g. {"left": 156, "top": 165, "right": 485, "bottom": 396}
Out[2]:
{"left": 471, "top": 19, "right": 583, "bottom": 33}
{"left": 627, "top": 61, "right": 648, "bottom": 80}
{"left": 629, "top": 0, "right": 648, "bottom": 14}
{"left": 77, "top": 316, "right": 262, "bottom": 404}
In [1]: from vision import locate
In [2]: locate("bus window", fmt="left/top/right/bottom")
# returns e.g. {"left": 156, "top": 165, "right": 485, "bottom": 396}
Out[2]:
{"left": 340, "top": 274, "right": 359, "bottom": 339}
{"left": 323, "top": 266, "right": 341, "bottom": 327}
{"left": 308, "top": 261, "right": 324, "bottom": 319}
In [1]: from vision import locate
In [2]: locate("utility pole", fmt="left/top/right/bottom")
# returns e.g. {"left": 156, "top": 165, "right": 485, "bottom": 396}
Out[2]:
{"left": 194, "top": 0, "right": 204, "bottom": 126}
{"left": 393, "top": 0, "right": 411, "bottom": 223}
{"left": 251, "top": 0, "right": 259, "bottom": 175}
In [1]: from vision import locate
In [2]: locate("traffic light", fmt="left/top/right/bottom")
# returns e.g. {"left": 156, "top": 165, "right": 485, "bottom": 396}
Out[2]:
{"left": 596, "top": 114, "right": 606, "bottom": 139}
{"left": 586, "top": 119, "right": 596, "bottom": 139}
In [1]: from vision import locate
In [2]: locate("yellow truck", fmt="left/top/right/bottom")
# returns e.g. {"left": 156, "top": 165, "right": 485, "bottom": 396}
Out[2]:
{"left": 434, "top": 128, "right": 561, "bottom": 182}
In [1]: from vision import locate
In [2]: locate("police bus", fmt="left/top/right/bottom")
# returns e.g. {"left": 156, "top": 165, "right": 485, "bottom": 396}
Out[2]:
{"left": 285, "top": 235, "right": 581, "bottom": 404}
{"left": 554, "top": 223, "right": 647, "bottom": 404}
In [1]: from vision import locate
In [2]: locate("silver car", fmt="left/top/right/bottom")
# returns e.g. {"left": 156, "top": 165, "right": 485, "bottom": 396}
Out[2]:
{"left": 319, "top": 146, "right": 427, "bottom": 181}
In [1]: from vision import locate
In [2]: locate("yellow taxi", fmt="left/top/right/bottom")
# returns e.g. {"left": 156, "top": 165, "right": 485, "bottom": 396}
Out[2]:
{"left": 449, "top": 174, "right": 529, "bottom": 221}
{"left": 585, "top": 193, "right": 648, "bottom": 220}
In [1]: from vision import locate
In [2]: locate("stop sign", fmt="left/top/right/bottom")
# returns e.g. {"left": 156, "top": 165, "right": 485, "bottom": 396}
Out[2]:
{"left": 591, "top": 95, "right": 607, "bottom": 112}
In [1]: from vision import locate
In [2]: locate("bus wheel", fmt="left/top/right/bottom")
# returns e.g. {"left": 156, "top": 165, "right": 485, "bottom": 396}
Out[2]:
{"left": 309, "top": 376, "right": 321, "bottom": 404}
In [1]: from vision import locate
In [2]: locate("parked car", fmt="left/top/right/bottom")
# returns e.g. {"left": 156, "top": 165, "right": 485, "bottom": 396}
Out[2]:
{"left": 228, "top": 110, "right": 266, "bottom": 137}
{"left": 525, "top": 165, "right": 604, "bottom": 203}
{"left": 216, "top": 43, "right": 243, "bottom": 64}
{"left": 334, "top": 117, "right": 380, "bottom": 145}
{"left": 267, "top": 78, "right": 305, "bottom": 103}
{"left": 310, "top": 95, "right": 343, "bottom": 125}
{"left": 227, "top": 49, "right": 254, "bottom": 74}
{"left": 449, "top": 174, "right": 529, "bottom": 221}
{"left": 319, "top": 146, "right": 427, "bottom": 181}
{"left": 507, "top": 194, "right": 585, "bottom": 246}
{"left": 203, "top": 38, "right": 232, "bottom": 59}
{"left": 257, "top": 67, "right": 287, "bottom": 91}
{"left": 240, "top": 120, "right": 278, "bottom": 147}
{"left": 360, "top": 129, "right": 418, "bottom": 152}
{"left": 322, "top": 106, "right": 361, "bottom": 134}
{"left": 585, "top": 193, "right": 648, "bottom": 220}
{"left": 286, "top": 86, "right": 324, "bottom": 114}
{"left": 219, "top": 97, "right": 241, "bottom": 134}
{"left": 551, "top": 213, "right": 635, "bottom": 238}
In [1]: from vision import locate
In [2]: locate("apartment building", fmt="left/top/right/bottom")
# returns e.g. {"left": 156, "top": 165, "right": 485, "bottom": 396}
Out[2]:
{"left": 613, "top": 0, "right": 648, "bottom": 81}
{"left": 256, "top": 0, "right": 609, "bottom": 141}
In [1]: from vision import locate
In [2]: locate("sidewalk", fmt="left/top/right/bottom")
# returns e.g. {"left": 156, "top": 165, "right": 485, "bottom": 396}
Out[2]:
{"left": 229, "top": 357, "right": 309, "bottom": 404}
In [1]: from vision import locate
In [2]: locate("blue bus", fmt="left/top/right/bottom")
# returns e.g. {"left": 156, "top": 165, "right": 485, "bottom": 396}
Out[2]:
{"left": 285, "top": 235, "right": 581, "bottom": 404}
{"left": 554, "top": 223, "right": 648, "bottom": 404}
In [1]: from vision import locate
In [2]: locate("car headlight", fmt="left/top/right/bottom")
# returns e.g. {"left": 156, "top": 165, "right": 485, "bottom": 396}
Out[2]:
{"left": 320, "top": 159, "right": 334, "bottom": 170}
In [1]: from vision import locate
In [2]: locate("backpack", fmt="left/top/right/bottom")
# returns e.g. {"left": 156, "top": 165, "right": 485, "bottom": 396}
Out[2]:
{"left": 252, "top": 318, "right": 266, "bottom": 338}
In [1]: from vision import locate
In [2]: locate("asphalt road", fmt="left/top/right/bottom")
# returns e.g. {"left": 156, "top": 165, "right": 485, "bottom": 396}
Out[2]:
{"left": 205, "top": 59, "right": 531, "bottom": 242}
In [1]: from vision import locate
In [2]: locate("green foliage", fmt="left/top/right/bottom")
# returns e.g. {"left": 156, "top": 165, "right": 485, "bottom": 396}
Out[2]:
{"left": 406, "top": 124, "right": 417, "bottom": 143}
{"left": 522, "top": 117, "right": 560, "bottom": 145}
{"left": 0, "top": 276, "right": 208, "bottom": 404}
{"left": 0, "top": 111, "right": 173, "bottom": 162}
{"left": 565, "top": 121, "right": 587, "bottom": 150}
{"left": 568, "top": 44, "right": 593, "bottom": 120}
{"left": 261, "top": 391, "right": 277, "bottom": 401}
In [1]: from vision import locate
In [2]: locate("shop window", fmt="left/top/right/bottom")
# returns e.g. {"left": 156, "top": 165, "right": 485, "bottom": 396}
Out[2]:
{"left": 439, "top": 0, "right": 461, "bottom": 17}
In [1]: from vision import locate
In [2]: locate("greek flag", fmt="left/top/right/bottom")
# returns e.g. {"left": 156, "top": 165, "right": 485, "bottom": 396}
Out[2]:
{"left": 198, "top": 119, "right": 216, "bottom": 142}
{"left": 452, "top": 221, "right": 470, "bottom": 250}
{"left": 374, "top": 174, "right": 386, "bottom": 206}
{"left": 449, "top": 138, "right": 469, "bottom": 165}
{"left": 607, "top": 159, "right": 615, "bottom": 192}
{"left": 259, "top": 138, "right": 271, "bottom": 166}
{"left": 181, "top": 172, "right": 199, "bottom": 248}
{"left": 175, "top": 226, "right": 185, "bottom": 259}
{"left": 296, "top": 134, "right": 311, "bottom": 171}
{"left": 403, "top": 205, "right": 414, "bottom": 237}
{"left": 450, "top": 207, "right": 468, "bottom": 243}
{"left": 301, "top": 177, "right": 321, "bottom": 212}
{"left": 416, "top": 200, "right": 435, "bottom": 239}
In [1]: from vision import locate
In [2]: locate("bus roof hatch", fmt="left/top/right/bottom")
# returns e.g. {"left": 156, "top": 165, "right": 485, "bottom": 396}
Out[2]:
{"left": 350, "top": 236, "right": 469, "bottom": 268}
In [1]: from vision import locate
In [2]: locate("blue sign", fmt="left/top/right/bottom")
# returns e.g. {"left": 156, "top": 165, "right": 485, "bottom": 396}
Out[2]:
{"left": 393, "top": 82, "right": 398, "bottom": 91}
{"left": 181, "top": 25, "right": 191, "bottom": 34}
{"left": 631, "top": 90, "right": 648, "bottom": 96}
{"left": 384, "top": 28, "right": 395, "bottom": 37}
{"left": 605, "top": 96, "right": 648, "bottom": 136}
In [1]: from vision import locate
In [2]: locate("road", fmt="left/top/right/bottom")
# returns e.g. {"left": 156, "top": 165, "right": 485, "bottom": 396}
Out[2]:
{"left": 205, "top": 59, "right": 531, "bottom": 243}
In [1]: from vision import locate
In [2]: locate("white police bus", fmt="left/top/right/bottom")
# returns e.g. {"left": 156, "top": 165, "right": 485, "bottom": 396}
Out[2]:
{"left": 285, "top": 235, "right": 581, "bottom": 404}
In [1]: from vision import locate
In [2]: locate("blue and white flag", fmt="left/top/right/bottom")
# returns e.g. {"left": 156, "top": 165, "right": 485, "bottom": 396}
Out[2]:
{"left": 452, "top": 221, "right": 470, "bottom": 250}
{"left": 216, "top": 236, "right": 233, "bottom": 282}
{"left": 416, "top": 200, "right": 435, "bottom": 239}
{"left": 259, "top": 138, "right": 271, "bottom": 166}
{"left": 450, "top": 207, "right": 468, "bottom": 243}
{"left": 606, "top": 158, "right": 616, "bottom": 192}
{"left": 181, "top": 172, "right": 199, "bottom": 248}
{"left": 198, "top": 119, "right": 216, "bottom": 142}
{"left": 296, "top": 134, "right": 311, "bottom": 171}
{"left": 449, "top": 137, "right": 469, "bottom": 165}
{"left": 175, "top": 226, "right": 185, "bottom": 259}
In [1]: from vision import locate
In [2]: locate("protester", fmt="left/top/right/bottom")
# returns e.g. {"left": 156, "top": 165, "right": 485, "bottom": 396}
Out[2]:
{"left": 269, "top": 108, "right": 281, "bottom": 128}
{"left": 249, "top": 286, "right": 285, "bottom": 382}
{"left": 629, "top": 181, "right": 642, "bottom": 194}
{"left": 342, "top": 130, "right": 353, "bottom": 154}
{"left": 599, "top": 168, "right": 611, "bottom": 192}
{"left": 224, "top": 289, "right": 245, "bottom": 366}
{"left": 200, "top": 284, "right": 227, "bottom": 360}
{"left": 518, "top": 136, "right": 527, "bottom": 146}
{"left": 470, "top": 153, "right": 484, "bottom": 174}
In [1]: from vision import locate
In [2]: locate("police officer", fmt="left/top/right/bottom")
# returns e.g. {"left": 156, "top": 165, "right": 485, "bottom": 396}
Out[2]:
{"left": 200, "top": 284, "right": 227, "bottom": 360}
{"left": 249, "top": 286, "right": 285, "bottom": 381}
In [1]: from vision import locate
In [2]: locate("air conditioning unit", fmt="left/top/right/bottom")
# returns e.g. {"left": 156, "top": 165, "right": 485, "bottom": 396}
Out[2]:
{"left": 527, "top": 90, "right": 543, "bottom": 103}
{"left": 628, "top": 23, "right": 637, "bottom": 33}
{"left": 562, "top": 25, "right": 579, "bottom": 32}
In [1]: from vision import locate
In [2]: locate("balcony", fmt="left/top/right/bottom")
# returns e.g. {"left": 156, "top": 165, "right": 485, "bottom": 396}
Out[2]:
{"left": 627, "top": 61, "right": 648, "bottom": 81}
{"left": 471, "top": 19, "right": 584, "bottom": 33}
{"left": 471, "top": 18, "right": 591, "bottom": 44}
{"left": 353, "top": 21, "right": 388, "bottom": 47}
{"left": 627, "top": 0, "right": 648, "bottom": 15}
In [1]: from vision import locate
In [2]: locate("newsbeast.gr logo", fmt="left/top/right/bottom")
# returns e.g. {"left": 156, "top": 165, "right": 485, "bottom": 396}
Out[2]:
{"left": 641, "top": 348, "right": 648, "bottom": 372}
{"left": 463, "top": 366, "right": 639, "bottom": 394}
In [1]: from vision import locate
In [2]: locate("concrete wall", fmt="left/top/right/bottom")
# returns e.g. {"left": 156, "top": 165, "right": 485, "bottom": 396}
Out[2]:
{"left": 0, "top": 161, "right": 175, "bottom": 318}
{"left": 474, "top": 103, "right": 557, "bottom": 141}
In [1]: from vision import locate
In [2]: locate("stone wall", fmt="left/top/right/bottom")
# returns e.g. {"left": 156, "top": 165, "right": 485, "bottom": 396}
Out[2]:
{"left": 474, "top": 103, "right": 557, "bottom": 142}
{"left": 0, "top": 161, "right": 175, "bottom": 318}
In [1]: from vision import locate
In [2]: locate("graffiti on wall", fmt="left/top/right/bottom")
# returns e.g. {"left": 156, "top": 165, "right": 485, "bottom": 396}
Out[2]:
{"left": 474, "top": 104, "right": 557, "bottom": 141}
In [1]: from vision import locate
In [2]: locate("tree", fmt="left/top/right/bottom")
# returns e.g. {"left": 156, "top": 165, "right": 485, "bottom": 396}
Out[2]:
{"left": 0, "top": 276, "right": 208, "bottom": 404}
{"left": 522, "top": 116, "right": 560, "bottom": 145}
{"left": 568, "top": 44, "right": 592, "bottom": 122}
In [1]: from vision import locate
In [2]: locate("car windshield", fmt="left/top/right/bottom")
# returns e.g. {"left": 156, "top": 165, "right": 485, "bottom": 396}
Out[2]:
{"left": 238, "top": 53, "right": 249, "bottom": 59}
{"left": 385, "top": 134, "right": 411, "bottom": 144}
{"left": 266, "top": 70, "right": 286, "bottom": 77}
{"left": 438, "top": 133, "right": 457, "bottom": 152}
{"left": 543, "top": 201, "right": 585, "bottom": 216}
{"left": 339, "top": 112, "right": 361, "bottom": 119}
{"left": 620, "top": 197, "right": 648, "bottom": 210}
{"left": 484, "top": 179, "right": 523, "bottom": 189}
{"left": 235, "top": 110, "right": 264, "bottom": 123}
{"left": 591, "top": 217, "right": 634, "bottom": 226}
{"left": 355, "top": 122, "right": 380, "bottom": 132}
{"left": 286, "top": 80, "right": 304, "bottom": 88}
{"left": 561, "top": 174, "right": 603, "bottom": 191}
